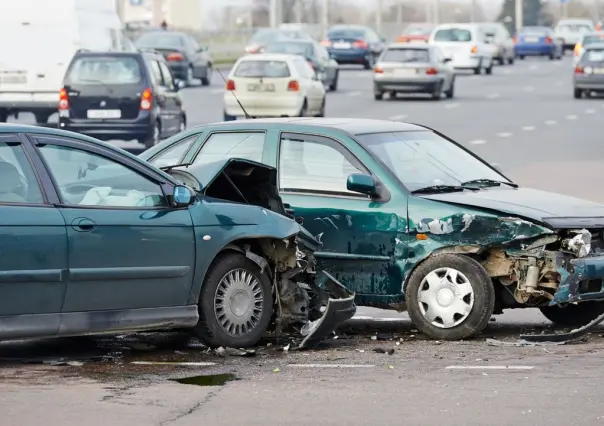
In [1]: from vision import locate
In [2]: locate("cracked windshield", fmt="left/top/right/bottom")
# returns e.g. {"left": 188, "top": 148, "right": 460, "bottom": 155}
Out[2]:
{"left": 1, "top": 0, "right": 604, "bottom": 425}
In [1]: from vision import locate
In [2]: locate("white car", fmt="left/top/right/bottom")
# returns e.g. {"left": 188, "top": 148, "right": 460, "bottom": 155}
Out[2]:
{"left": 223, "top": 53, "right": 326, "bottom": 120}
{"left": 428, "top": 23, "right": 494, "bottom": 75}
{"left": 555, "top": 19, "right": 594, "bottom": 53}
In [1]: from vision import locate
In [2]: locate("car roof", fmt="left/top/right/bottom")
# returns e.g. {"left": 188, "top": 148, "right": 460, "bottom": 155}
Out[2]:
{"left": 187, "top": 117, "right": 427, "bottom": 136}
{"left": 74, "top": 50, "right": 142, "bottom": 57}
{"left": 329, "top": 25, "right": 369, "bottom": 31}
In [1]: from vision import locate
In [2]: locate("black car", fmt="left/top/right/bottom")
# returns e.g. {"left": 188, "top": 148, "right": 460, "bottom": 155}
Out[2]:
{"left": 58, "top": 49, "right": 187, "bottom": 148}
{"left": 134, "top": 30, "right": 213, "bottom": 86}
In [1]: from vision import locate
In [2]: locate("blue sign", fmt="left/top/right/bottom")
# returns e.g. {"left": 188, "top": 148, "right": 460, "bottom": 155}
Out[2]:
{"left": 560, "top": 0, "right": 569, "bottom": 3}
{"left": 130, "top": 0, "right": 143, "bottom": 5}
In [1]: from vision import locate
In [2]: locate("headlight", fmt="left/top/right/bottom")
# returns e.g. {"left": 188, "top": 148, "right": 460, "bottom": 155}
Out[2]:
{"left": 562, "top": 229, "right": 592, "bottom": 257}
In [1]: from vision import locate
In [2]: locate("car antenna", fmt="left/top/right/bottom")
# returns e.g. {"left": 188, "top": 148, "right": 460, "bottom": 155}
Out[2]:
{"left": 215, "top": 68, "right": 251, "bottom": 120}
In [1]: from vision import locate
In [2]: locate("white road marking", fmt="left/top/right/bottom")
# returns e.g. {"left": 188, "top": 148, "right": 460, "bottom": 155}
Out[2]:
{"left": 211, "top": 88, "right": 224, "bottom": 94}
{"left": 522, "top": 86, "right": 535, "bottom": 92}
{"left": 555, "top": 80, "right": 562, "bottom": 86}
{"left": 522, "top": 126, "right": 535, "bottom": 131}
{"left": 486, "top": 93, "right": 500, "bottom": 99}
{"left": 446, "top": 365, "right": 534, "bottom": 370}
{"left": 469, "top": 139, "right": 487, "bottom": 145}
{"left": 566, "top": 114, "right": 578, "bottom": 120}
{"left": 444, "top": 103, "right": 459, "bottom": 109}
{"left": 529, "top": 65, "right": 538, "bottom": 70}
{"left": 585, "top": 108, "right": 596, "bottom": 114}
{"left": 388, "top": 114, "right": 407, "bottom": 121}
{"left": 131, "top": 361, "right": 216, "bottom": 366}
{"left": 348, "top": 91, "right": 362, "bottom": 97}
{"left": 545, "top": 119, "right": 557, "bottom": 125}
{"left": 497, "top": 132, "right": 513, "bottom": 137}
{"left": 502, "top": 69, "right": 512, "bottom": 75}
{"left": 288, "top": 364, "right": 375, "bottom": 368}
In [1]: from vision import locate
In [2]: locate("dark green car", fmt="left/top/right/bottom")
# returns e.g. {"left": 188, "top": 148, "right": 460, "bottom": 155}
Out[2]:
{"left": 141, "top": 117, "right": 604, "bottom": 340}
{"left": 0, "top": 124, "right": 355, "bottom": 348}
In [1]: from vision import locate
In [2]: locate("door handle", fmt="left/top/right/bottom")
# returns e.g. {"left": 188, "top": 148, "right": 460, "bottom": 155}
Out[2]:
{"left": 71, "top": 218, "right": 96, "bottom": 232}
{"left": 283, "top": 203, "right": 294, "bottom": 215}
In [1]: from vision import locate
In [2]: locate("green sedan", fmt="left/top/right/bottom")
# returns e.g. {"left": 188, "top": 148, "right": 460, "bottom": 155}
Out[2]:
{"left": 0, "top": 124, "right": 355, "bottom": 348}
{"left": 141, "top": 117, "right": 604, "bottom": 340}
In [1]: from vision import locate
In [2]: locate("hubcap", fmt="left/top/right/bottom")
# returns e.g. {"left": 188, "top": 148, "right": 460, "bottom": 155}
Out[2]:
{"left": 417, "top": 267, "right": 474, "bottom": 329}
{"left": 214, "top": 269, "right": 264, "bottom": 337}
{"left": 153, "top": 125, "right": 160, "bottom": 143}
{"left": 187, "top": 67, "right": 193, "bottom": 82}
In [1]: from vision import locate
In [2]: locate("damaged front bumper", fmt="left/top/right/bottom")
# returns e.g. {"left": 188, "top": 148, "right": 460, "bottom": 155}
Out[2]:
{"left": 552, "top": 253, "right": 604, "bottom": 305}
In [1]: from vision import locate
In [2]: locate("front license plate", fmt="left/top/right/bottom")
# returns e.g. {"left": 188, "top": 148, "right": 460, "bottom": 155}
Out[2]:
{"left": 87, "top": 109, "right": 121, "bottom": 119}
{"left": 247, "top": 83, "right": 275, "bottom": 92}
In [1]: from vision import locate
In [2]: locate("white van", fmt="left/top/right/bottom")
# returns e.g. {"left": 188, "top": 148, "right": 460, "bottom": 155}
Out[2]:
{"left": 428, "top": 23, "right": 494, "bottom": 75}
{"left": 0, "top": 0, "right": 129, "bottom": 124}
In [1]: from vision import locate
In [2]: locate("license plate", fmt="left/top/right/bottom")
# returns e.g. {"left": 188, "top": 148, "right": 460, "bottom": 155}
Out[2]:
{"left": 594, "top": 68, "right": 604, "bottom": 74}
{"left": 333, "top": 42, "right": 351, "bottom": 49}
{"left": 395, "top": 69, "right": 416, "bottom": 77}
{"left": 523, "top": 36, "right": 539, "bottom": 43}
{"left": 247, "top": 83, "right": 275, "bottom": 92}
{"left": 87, "top": 109, "right": 121, "bottom": 119}
{"left": 0, "top": 74, "right": 26, "bottom": 84}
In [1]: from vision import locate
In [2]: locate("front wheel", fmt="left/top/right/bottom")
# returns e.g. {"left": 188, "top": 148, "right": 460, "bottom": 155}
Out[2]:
{"left": 329, "top": 71, "right": 339, "bottom": 91}
{"left": 405, "top": 254, "right": 495, "bottom": 340}
{"left": 444, "top": 78, "right": 455, "bottom": 99}
{"left": 473, "top": 66, "right": 481, "bottom": 75}
{"left": 194, "top": 252, "right": 273, "bottom": 348}
{"left": 201, "top": 65, "right": 212, "bottom": 86}
{"left": 314, "top": 97, "right": 326, "bottom": 117}
{"left": 518, "top": 55, "right": 525, "bottom": 60}
{"left": 540, "top": 302, "right": 604, "bottom": 327}
{"left": 143, "top": 120, "right": 160, "bottom": 149}
{"left": 484, "top": 64, "right": 493, "bottom": 75}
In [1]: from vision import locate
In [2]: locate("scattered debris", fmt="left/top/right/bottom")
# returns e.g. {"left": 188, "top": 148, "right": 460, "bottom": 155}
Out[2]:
{"left": 283, "top": 344, "right": 290, "bottom": 352}
{"left": 215, "top": 347, "right": 256, "bottom": 357}
{"left": 519, "top": 311, "right": 604, "bottom": 343}
{"left": 131, "top": 361, "right": 216, "bottom": 366}
{"left": 373, "top": 348, "right": 395, "bottom": 355}
{"left": 172, "top": 373, "right": 237, "bottom": 386}
{"left": 273, "top": 368, "right": 280, "bottom": 373}
{"left": 388, "top": 365, "right": 394, "bottom": 369}
{"left": 486, "top": 338, "right": 566, "bottom": 347}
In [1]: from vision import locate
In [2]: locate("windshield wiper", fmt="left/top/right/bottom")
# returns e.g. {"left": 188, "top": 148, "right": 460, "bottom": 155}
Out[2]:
{"left": 160, "top": 162, "right": 191, "bottom": 171}
{"left": 461, "top": 179, "right": 518, "bottom": 188}
{"left": 411, "top": 184, "right": 467, "bottom": 194}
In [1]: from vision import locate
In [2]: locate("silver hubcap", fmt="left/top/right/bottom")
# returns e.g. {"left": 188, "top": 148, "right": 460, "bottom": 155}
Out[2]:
{"left": 417, "top": 267, "right": 474, "bottom": 329}
{"left": 187, "top": 67, "right": 193, "bottom": 82}
{"left": 153, "top": 125, "right": 160, "bottom": 142}
{"left": 179, "top": 120, "right": 185, "bottom": 132}
{"left": 214, "top": 269, "right": 264, "bottom": 337}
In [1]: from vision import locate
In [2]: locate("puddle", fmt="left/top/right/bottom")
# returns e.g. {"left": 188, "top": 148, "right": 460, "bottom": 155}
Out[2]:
{"left": 172, "top": 373, "right": 237, "bottom": 386}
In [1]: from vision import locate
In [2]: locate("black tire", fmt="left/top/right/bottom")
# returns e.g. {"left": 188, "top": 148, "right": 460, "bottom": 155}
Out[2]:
{"left": 298, "top": 99, "right": 308, "bottom": 117}
{"left": 34, "top": 112, "right": 51, "bottom": 124}
{"left": 405, "top": 254, "right": 495, "bottom": 340}
{"left": 431, "top": 82, "right": 442, "bottom": 100}
{"left": 473, "top": 67, "right": 481, "bottom": 75}
{"left": 485, "top": 65, "right": 493, "bottom": 75}
{"left": 143, "top": 120, "right": 160, "bottom": 149}
{"left": 574, "top": 88, "right": 582, "bottom": 99}
{"left": 201, "top": 65, "right": 212, "bottom": 86}
{"left": 496, "top": 57, "right": 504, "bottom": 65}
{"left": 178, "top": 115, "right": 186, "bottom": 133}
{"left": 193, "top": 252, "right": 273, "bottom": 348}
{"left": 0, "top": 109, "right": 9, "bottom": 122}
{"left": 186, "top": 66, "right": 195, "bottom": 87}
{"left": 519, "top": 55, "right": 525, "bottom": 60}
{"left": 374, "top": 92, "right": 383, "bottom": 101}
{"left": 314, "top": 97, "right": 326, "bottom": 117}
{"left": 329, "top": 71, "right": 339, "bottom": 91}
{"left": 363, "top": 54, "right": 374, "bottom": 70}
{"left": 444, "top": 78, "right": 455, "bottom": 99}
{"left": 540, "top": 302, "right": 604, "bottom": 327}
{"left": 507, "top": 57, "right": 514, "bottom": 65}
{"left": 549, "top": 53, "right": 555, "bottom": 60}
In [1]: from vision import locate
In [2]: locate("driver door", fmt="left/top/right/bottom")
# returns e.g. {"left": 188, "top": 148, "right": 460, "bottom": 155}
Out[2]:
{"left": 31, "top": 134, "right": 195, "bottom": 315}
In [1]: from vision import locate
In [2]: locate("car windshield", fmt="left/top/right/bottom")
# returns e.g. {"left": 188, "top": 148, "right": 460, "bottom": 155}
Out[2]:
{"left": 328, "top": 29, "right": 366, "bottom": 40}
{"left": 433, "top": 28, "right": 472, "bottom": 42}
{"left": 584, "top": 34, "right": 604, "bottom": 45}
{"left": 135, "top": 32, "right": 183, "bottom": 48}
{"left": 404, "top": 25, "right": 433, "bottom": 36}
{"left": 263, "top": 42, "right": 314, "bottom": 57}
{"left": 355, "top": 131, "right": 509, "bottom": 192}
{"left": 234, "top": 60, "right": 291, "bottom": 78}
{"left": 66, "top": 56, "right": 142, "bottom": 84}
{"left": 251, "top": 29, "right": 306, "bottom": 44}
{"left": 381, "top": 48, "right": 430, "bottom": 63}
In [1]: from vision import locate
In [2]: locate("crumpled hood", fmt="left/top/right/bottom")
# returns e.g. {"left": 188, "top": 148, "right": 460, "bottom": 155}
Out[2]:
{"left": 422, "top": 187, "right": 604, "bottom": 228}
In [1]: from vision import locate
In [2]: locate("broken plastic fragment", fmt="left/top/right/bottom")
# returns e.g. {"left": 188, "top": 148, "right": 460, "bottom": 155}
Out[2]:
{"left": 273, "top": 368, "right": 280, "bottom": 373}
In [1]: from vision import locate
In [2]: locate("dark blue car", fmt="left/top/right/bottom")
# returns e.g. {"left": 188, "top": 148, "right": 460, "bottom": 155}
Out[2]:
{"left": 321, "top": 25, "right": 386, "bottom": 69}
{"left": 514, "top": 26, "right": 563, "bottom": 60}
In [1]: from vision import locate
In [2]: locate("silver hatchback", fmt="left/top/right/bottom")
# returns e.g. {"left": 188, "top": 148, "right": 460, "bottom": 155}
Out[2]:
{"left": 573, "top": 43, "right": 604, "bottom": 98}
{"left": 373, "top": 43, "right": 455, "bottom": 101}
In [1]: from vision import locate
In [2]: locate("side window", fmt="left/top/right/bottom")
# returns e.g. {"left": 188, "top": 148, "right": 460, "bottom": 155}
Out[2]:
{"left": 149, "top": 134, "right": 200, "bottom": 167}
{"left": 0, "top": 138, "right": 44, "bottom": 204}
{"left": 366, "top": 30, "right": 379, "bottom": 42}
{"left": 158, "top": 61, "right": 175, "bottom": 90}
{"left": 187, "top": 36, "right": 200, "bottom": 52}
{"left": 37, "top": 142, "right": 167, "bottom": 208}
{"left": 279, "top": 136, "right": 365, "bottom": 195}
{"left": 294, "top": 58, "right": 313, "bottom": 79}
{"left": 150, "top": 60, "right": 165, "bottom": 86}
{"left": 316, "top": 44, "right": 329, "bottom": 61}
{"left": 193, "top": 132, "right": 265, "bottom": 165}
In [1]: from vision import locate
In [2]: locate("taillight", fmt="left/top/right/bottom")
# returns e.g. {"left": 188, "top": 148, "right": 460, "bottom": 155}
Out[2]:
{"left": 425, "top": 67, "right": 438, "bottom": 75}
{"left": 397, "top": 36, "right": 409, "bottom": 42}
{"left": 167, "top": 52, "right": 184, "bottom": 61}
{"left": 513, "top": 36, "right": 518, "bottom": 44}
{"left": 353, "top": 40, "right": 368, "bottom": 48}
{"left": 307, "top": 60, "right": 316, "bottom": 70}
{"left": 575, "top": 66, "right": 584, "bottom": 74}
{"left": 140, "top": 88, "right": 152, "bottom": 110}
{"left": 545, "top": 36, "right": 552, "bottom": 44}
{"left": 226, "top": 79, "right": 235, "bottom": 91}
{"left": 58, "top": 88, "right": 69, "bottom": 110}
{"left": 287, "top": 80, "right": 300, "bottom": 91}
{"left": 245, "top": 45, "right": 260, "bottom": 53}
{"left": 471, "top": 46, "right": 478, "bottom": 54}
{"left": 320, "top": 40, "right": 331, "bottom": 47}
{"left": 374, "top": 67, "right": 384, "bottom": 74}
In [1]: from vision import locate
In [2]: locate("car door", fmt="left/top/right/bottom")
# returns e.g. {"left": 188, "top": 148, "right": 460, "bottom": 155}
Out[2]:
{"left": 277, "top": 132, "right": 401, "bottom": 297}
{"left": 157, "top": 60, "right": 183, "bottom": 135}
{"left": 297, "top": 58, "right": 324, "bottom": 111}
{"left": 186, "top": 35, "right": 207, "bottom": 74}
{"left": 147, "top": 58, "right": 174, "bottom": 135}
{"left": 31, "top": 134, "right": 196, "bottom": 315}
{"left": 0, "top": 134, "right": 68, "bottom": 337}
{"left": 315, "top": 43, "right": 336, "bottom": 85}
{"left": 432, "top": 47, "right": 453, "bottom": 89}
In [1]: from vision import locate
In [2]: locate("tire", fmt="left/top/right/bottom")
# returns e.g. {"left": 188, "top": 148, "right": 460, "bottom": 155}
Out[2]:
{"left": 0, "top": 109, "right": 9, "bottom": 122}
{"left": 298, "top": 99, "right": 308, "bottom": 117}
{"left": 186, "top": 66, "right": 195, "bottom": 86}
{"left": 143, "top": 120, "right": 160, "bottom": 149}
{"left": 444, "top": 78, "right": 455, "bottom": 99}
{"left": 473, "top": 67, "right": 481, "bottom": 75}
{"left": 178, "top": 115, "right": 186, "bottom": 132}
{"left": 431, "top": 82, "right": 442, "bottom": 100}
{"left": 363, "top": 54, "right": 374, "bottom": 70}
{"left": 549, "top": 53, "right": 555, "bottom": 60}
{"left": 540, "top": 302, "right": 604, "bottom": 327}
{"left": 507, "top": 57, "right": 514, "bottom": 65}
{"left": 405, "top": 254, "right": 495, "bottom": 340}
{"left": 484, "top": 64, "right": 493, "bottom": 75}
{"left": 519, "top": 55, "right": 525, "bottom": 60}
{"left": 496, "top": 57, "right": 504, "bottom": 66}
{"left": 201, "top": 65, "right": 212, "bottom": 86}
{"left": 34, "top": 112, "right": 50, "bottom": 124}
{"left": 374, "top": 92, "right": 383, "bottom": 100}
{"left": 193, "top": 252, "right": 273, "bottom": 348}
{"left": 329, "top": 71, "right": 339, "bottom": 91}
{"left": 314, "top": 96, "right": 326, "bottom": 117}
{"left": 574, "top": 88, "right": 582, "bottom": 99}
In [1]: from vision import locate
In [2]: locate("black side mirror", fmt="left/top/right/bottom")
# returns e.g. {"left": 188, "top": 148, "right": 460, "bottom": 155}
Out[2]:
{"left": 443, "top": 57, "right": 452, "bottom": 63}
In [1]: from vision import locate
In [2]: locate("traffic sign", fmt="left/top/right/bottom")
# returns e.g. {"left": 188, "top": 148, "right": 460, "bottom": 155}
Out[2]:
{"left": 560, "top": 0, "right": 569, "bottom": 3}
{"left": 130, "top": 0, "right": 144, "bottom": 5}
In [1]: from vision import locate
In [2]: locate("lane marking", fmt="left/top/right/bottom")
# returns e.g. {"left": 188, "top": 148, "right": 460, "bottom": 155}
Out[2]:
{"left": 444, "top": 103, "right": 459, "bottom": 109}
{"left": 545, "top": 119, "right": 557, "bottom": 125}
{"left": 348, "top": 91, "right": 362, "bottom": 97}
{"left": 131, "top": 361, "right": 216, "bottom": 366}
{"left": 522, "top": 86, "right": 535, "bottom": 92}
{"left": 585, "top": 108, "right": 596, "bottom": 114}
{"left": 566, "top": 114, "right": 578, "bottom": 120}
{"left": 446, "top": 365, "right": 534, "bottom": 370}
{"left": 210, "top": 88, "right": 224, "bottom": 94}
{"left": 288, "top": 364, "right": 375, "bottom": 368}
{"left": 486, "top": 93, "right": 500, "bottom": 99}
{"left": 497, "top": 132, "right": 512, "bottom": 137}
{"left": 522, "top": 126, "right": 535, "bottom": 131}
{"left": 529, "top": 65, "right": 539, "bottom": 71}
{"left": 469, "top": 139, "right": 487, "bottom": 145}
{"left": 388, "top": 114, "right": 407, "bottom": 120}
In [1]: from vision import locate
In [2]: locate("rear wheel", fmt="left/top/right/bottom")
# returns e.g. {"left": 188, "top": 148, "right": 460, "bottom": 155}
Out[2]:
{"left": 143, "top": 120, "right": 160, "bottom": 149}
{"left": 34, "top": 112, "right": 51, "bottom": 124}
{"left": 484, "top": 63, "right": 493, "bottom": 75}
{"left": 496, "top": 56, "right": 504, "bottom": 65}
{"left": 540, "top": 302, "right": 604, "bottom": 327}
{"left": 363, "top": 54, "right": 374, "bottom": 70}
{"left": 374, "top": 92, "right": 383, "bottom": 101}
{"left": 186, "top": 66, "right": 195, "bottom": 86}
{"left": 507, "top": 56, "right": 514, "bottom": 65}
{"left": 431, "top": 82, "right": 442, "bottom": 100}
{"left": 549, "top": 53, "right": 555, "bottom": 60}
{"left": 329, "top": 71, "right": 339, "bottom": 91}
{"left": 298, "top": 99, "right": 308, "bottom": 117}
{"left": 201, "top": 65, "right": 212, "bottom": 86}
{"left": 473, "top": 66, "right": 481, "bottom": 75}
{"left": 444, "top": 78, "right": 455, "bottom": 99}
{"left": 0, "top": 109, "right": 9, "bottom": 122}
{"left": 574, "top": 88, "right": 582, "bottom": 99}
{"left": 314, "top": 97, "right": 326, "bottom": 117}
{"left": 519, "top": 55, "right": 525, "bottom": 60}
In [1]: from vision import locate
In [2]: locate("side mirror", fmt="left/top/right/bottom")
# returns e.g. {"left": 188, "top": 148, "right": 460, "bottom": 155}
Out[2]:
{"left": 174, "top": 79, "right": 186, "bottom": 90}
{"left": 380, "top": 37, "right": 387, "bottom": 43}
{"left": 347, "top": 173, "right": 377, "bottom": 196}
{"left": 443, "top": 57, "right": 452, "bottom": 63}
{"left": 172, "top": 185, "right": 193, "bottom": 207}
{"left": 491, "top": 163, "right": 503, "bottom": 173}
{"left": 198, "top": 46, "right": 208, "bottom": 52}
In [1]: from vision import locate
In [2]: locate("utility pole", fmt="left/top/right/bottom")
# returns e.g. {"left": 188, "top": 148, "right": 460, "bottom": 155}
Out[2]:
{"left": 396, "top": 0, "right": 403, "bottom": 25}
{"left": 425, "top": 2, "right": 432, "bottom": 23}
{"left": 515, "top": 0, "right": 523, "bottom": 34}
{"left": 294, "top": 0, "right": 303, "bottom": 23}
{"left": 376, "top": 0, "right": 382, "bottom": 35}
{"left": 470, "top": 0, "right": 476, "bottom": 22}
{"left": 269, "top": 0, "right": 278, "bottom": 27}
{"left": 434, "top": 0, "right": 440, "bottom": 24}
{"left": 320, "top": 0, "right": 328, "bottom": 39}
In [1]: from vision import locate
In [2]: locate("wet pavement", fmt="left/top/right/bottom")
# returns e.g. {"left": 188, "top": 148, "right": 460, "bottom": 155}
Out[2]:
{"left": 3, "top": 308, "right": 604, "bottom": 425}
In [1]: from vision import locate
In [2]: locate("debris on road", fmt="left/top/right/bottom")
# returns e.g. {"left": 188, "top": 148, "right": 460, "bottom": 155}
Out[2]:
{"left": 373, "top": 348, "right": 395, "bottom": 355}
{"left": 214, "top": 347, "right": 256, "bottom": 357}
{"left": 131, "top": 361, "right": 217, "bottom": 366}
{"left": 486, "top": 338, "right": 566, "bottom": 347}
{"left": 519, "top": 311, "right": 604, "bottom": 343}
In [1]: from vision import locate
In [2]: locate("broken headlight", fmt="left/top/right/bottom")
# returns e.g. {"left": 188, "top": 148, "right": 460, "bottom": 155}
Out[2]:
{"left": 562, "top": 229, "right": 592, "bottom": 258}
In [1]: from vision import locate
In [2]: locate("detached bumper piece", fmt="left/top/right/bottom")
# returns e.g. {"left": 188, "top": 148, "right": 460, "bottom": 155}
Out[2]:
{"left": 298, "top": 271, "right": 356, "bottom": 349}
{"left": 520, "top": 311, "right": 604, "bottom": 343}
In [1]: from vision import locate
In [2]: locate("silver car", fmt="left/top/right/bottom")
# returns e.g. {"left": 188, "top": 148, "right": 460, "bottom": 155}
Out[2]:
{"left": 555, "top": 19, "right": 595, "bottom": 52}
{"left": 373, "top": 43, "right": 455, "bottom": 101}
{"left": 480, "top": 22, "right": 515, "bottom": 65}
{"left": 573, "top": 43, "right": 604, "bottom": 99}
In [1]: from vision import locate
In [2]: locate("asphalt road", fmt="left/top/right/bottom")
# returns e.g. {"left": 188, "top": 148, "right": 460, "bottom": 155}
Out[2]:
{"left": 5, "top": 54, "right": 604, "bottom": 425}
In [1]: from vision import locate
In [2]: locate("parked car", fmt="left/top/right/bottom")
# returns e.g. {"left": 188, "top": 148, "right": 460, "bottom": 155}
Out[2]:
{"left": 573, "top": 31, "right": 604, "bottom": 66}
{"left": 555, "top": 18, "right": 595, "bottom": 52}
{"left": 395, "top": 23, "right": 435, "bottom": 44}
{"left": 479, "top": 22, "right": 515, "bottom": 65}
{"left": 321, "top": 25, "right": 386, "bottom": 69}
{"left": 134, "top": 30, "right": 213, "bottom": 86}
{"left": 58, "top": 49, "right": 187, "bottom": 149}
{"left": 514, "top": 26, "right": 563, "bottom": 60}
{"left": 573, "top": 43, "right": 604, "bottom": 98}
{"left": 428, "top": 23, "right": 494, "bottom": 75}
{"left": 141, "top": 117, "right": 604, "bottom": 341}
{"left": 261, "top": 40, "right": 340, "bottom": 91}
{"left": 222, "top": 53, "right": 326, "bottom": 120}
{"left": 0, "top": 124, "right": 355, "bottom": 347}
{"left": 373, "top": 43, "right": 455, "bottom": 100}
{"left": 245, "top": 28, "right": 314, "bottom": 54}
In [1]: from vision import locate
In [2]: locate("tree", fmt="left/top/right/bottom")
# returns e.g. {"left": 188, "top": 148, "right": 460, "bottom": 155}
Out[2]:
{"left": 498, "top": 0, "right": 543, "bottom": 32}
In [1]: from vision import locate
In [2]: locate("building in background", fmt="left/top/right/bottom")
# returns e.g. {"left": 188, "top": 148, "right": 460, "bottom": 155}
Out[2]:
{"left": 116, "top": 0, "right": 202, "bottom": 31}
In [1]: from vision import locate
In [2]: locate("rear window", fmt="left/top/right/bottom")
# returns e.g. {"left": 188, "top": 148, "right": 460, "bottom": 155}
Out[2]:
{"left": 263, "top": 42, "right": 314, "bottom": 57}
{"left": 328, "top": 29, "right": 366, "bottom": 40}
{"left": 251, "top": 29, "right": 307, "bottom": 44}
{"left": 558, "top": 24, "right": 593, "bottom": 32}
{"left": 382, "top": 48, "right": 430, "bottom": 63}
{"left": 135, "top": 32, "right": 183, "bottom": 48}
{"left": 234, "top": 60, "right": 291, "bottom": 78}
{"left": 433, "top": 28, "right": 472, "bottom": 42}
{"left": 583, "top": 49, "right": 604, "bottom": 62}
{"left": 521, "top": 27, "right": 549, "bottom": 36}
{"left": 584, "top": 35, "right": 604, "bottom": 45}
{"left": 66, "top": 56, "right": 142, "bottom": 84}
{"left": 403, "top": 25, "right": 433, "bottom": 36}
